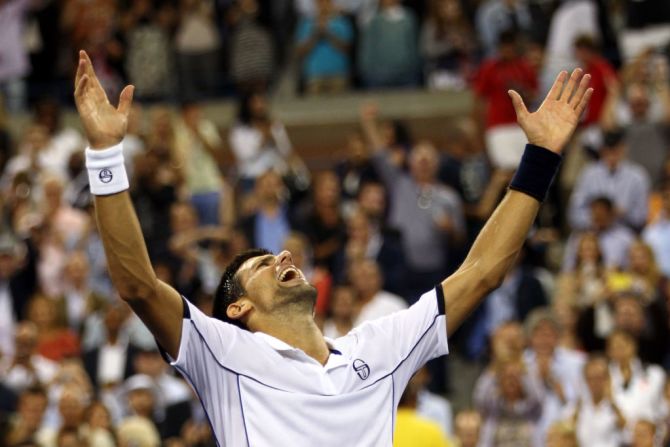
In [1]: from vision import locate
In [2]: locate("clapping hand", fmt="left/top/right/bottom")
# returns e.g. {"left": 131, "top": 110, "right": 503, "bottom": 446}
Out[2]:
{"left": 509, "top": 68, "right": 593, "bottom": 154}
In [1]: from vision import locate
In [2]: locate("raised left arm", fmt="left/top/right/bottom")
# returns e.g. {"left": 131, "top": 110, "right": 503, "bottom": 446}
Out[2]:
{"left": 442, "top": 69, "right": 593, "bottom": 336}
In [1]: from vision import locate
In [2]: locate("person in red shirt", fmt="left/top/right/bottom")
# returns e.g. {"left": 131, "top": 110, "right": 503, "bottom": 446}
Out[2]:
{"left": 574, "top": 35, "right": 618, "bottom": 127}
{"left": 474, "top": 31, "right": 538, "bottom": 169}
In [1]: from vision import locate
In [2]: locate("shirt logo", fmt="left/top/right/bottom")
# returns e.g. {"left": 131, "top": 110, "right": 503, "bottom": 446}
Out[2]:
{"left": 99, "top": 169, "right": 113, "bottom": 184}
{"left": 353, "top": 359, "right": 370, "bottom": 380}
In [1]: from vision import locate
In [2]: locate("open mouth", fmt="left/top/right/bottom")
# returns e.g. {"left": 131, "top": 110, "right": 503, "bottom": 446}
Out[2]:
{"left": 278, "top": 266, "right": 301, "bottom": 283}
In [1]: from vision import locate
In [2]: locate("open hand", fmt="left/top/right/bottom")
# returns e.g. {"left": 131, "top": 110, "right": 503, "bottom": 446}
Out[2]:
{"left": 509, "top": 69, "right": 593, "bottom": 154}
{"left": 74, "top": 50, "right": 134, "bottom": 149}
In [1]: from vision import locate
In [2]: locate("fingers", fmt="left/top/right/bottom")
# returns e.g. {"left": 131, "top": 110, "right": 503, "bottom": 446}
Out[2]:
{"left": 569, "top": 73, "right": 591, "bottom": 108}
{"left": 559, "top": 68, "right": 583, "bottom": 102}
{"left": 508, "top": 90, "right": 529, "bottom": 120}
{"left": 80, "top": 50, "right": 95, "bottom": 79}
{"left": 74, "top": 75, "right": 88, "bottom": 99}
{"left": 117, "top": 85, "right": 135, "bottom": 117}
{"left": 546, "top": 71, "right": 568, "bottom": 101}
{"left": 74, "top": 58, "right": 85, "bottom": 90}
{"left": 575, "top": 87, "right": 594, "bottom": 117}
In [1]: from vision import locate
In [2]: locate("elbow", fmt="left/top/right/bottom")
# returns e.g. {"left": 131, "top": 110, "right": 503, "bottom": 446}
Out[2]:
{"left": 115, "top": 275, "right": 159, "bottom": 302}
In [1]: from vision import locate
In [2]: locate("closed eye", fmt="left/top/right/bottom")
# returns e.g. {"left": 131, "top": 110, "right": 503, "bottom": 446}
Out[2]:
{"left": 255, "top": 256, "right": 274, "bottom": 271}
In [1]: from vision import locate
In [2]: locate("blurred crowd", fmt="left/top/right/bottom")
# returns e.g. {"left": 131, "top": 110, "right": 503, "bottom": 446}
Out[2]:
{"left": 2, "top": 0, "right": 670, "bottom": 446}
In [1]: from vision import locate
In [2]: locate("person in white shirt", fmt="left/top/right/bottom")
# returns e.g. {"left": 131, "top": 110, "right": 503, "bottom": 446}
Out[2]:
{"left": 349, "top": 258, "right": 407, "bottom": 325}
{"left": 606, "top": 330, "right": 666, "bottom": 443}
{"left": 2, "top": 322, "right": 58, "bottom": 394}
{"left": 73, "top": 49, "right": 593, "bottom": 446}
{"left": 566, "top": 355, "right": 626, "bottom": 447}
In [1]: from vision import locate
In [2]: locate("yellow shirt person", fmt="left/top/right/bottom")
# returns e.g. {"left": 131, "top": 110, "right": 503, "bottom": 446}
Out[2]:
{"left": 394, "top": 408, "right": 454, "bottom": 447}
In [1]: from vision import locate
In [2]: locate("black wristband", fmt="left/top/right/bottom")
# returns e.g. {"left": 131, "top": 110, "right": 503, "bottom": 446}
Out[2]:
{"left": 509, "top": 144, "right": 562, "bottom": 202}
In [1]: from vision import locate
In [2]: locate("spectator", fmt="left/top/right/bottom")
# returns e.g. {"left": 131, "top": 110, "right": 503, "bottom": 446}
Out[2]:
{"left": 473, "top": 31, "right": 538, "bottom": 170}
{"left": 238, "top": 170, "right": 291, "bottom": 254}
{"left": 229, "top": 91, "right": 304, "bottom": 193}
{"left": 0, "top": 0, "right": 35, "bottom": 112}
{"left": 394, "top": 368, "right": 454, "bottom": 447}
{"left": 117, "top": 415, "right": 161, "bottom": 447}
{"left": 631, "top": 419, "right": 656, "bottom": 447}
{"left": 607, "top": 330, "right": 666, "bottom": 442}
{"left": 122, "top": 0, "right": 176, "bottom": 101}
{"left": 4, "top": 386, "right": 48, "bottom": 446}
{"left": 566, "top": 355, "right": 626, "bottom": 447}
{"left": 523, "top": 309, "right": 586, "bottom": 446}
{"left": 27, "top": 295, "right": 80, "bottom": 363}
{"left": 364, "top": 106, "right": 464, "bottom": 298}
{"left": 349, "top": 258, "right": 407, "bottom": 324}
{"left": 644, "top": 181, "right": 670, "bottom": 277}
{"left": 545, "top": 421, "right": 578, "bottom": 447}
{"left": 568, "top": 131, "right": 650, "bottom": 230}
{"left": 334, "top": 131, "right": 379, "bottom": 210}
{"left": 321, "top": 285, "right": 356, "bottom": 338}
{"left": 332, "top": 208, "right": 406, "bottom": 295}
{"left": 295, "top": 0, "right": 354, "bottom": 94}
{"left": 473, "top": 358, "right": 544, "bottom": 447}
{"left": 228, "top": 0, "right": 275, "bottom": 92}
{"left": 453, "top": 410, "right": 482, "bottom": 447}
{"left": 295, "top": 170, "right": 346, "bottom": 270}
{"left": 421, "top": 0, "right": 477, "bottom": 90}
{"left": 563, "top": 196, "right": 636, "bottom": 271}
{"left": 2, "top": 321, "right": 58, "bottom": 393}
{"left": 358, "top": 0, "right": 420, "bottom": 88}
{"left": 174, "top": 0, "right": 222, "bottom": 101}
{"left": 555, "top": 232, "right": 607, "bottom": 308}
{"left": 475, "top": 0, "right": 532, "bottom": 57}
{"left": 174, "top": 102, "right": 226, "bottom": 227}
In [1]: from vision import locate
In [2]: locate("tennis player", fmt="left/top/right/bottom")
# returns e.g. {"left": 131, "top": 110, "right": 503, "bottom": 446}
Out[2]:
{"left": 74, "top": 50, "right": 592, "bottom": 446}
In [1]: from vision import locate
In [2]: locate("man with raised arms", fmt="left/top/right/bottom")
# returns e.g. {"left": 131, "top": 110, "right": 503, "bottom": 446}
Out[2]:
{"left": 73, "top": 50, "right": 591, "bottom": 446}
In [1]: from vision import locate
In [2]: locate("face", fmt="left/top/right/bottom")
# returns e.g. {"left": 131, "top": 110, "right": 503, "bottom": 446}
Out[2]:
{"left": 349, "top": 260, "right": 382, "bottom": 297}
{"left": 314, "top": 171, "right": 341, "bottom": 206}
{"left": 256, "top": 170, "right": 283, "bottom": 203}
{"left": 600, "top": 145, "right": 625, "bottom": 169}
{"left": 607, "top": 332, "right": 636, "bottom": 363}
{"left": 128, "top": 388, "right": 154, "bottom": 417}
{"left": 574, "top": 46, "right": 592, "bottom": 66}
{"left": 629, "top": 242, "right": 652, "bottom": 273}
{"left": 614, "top": 298, "right": 644, "bottom": 334}
{"left": 59, "top": 388, "right": 85, "bottom": 428}
{"left": 584, "top": 359, "right": 608, "bottom": 398}
{"left": 531, "top": 321, "right": 559, "bottom": 356}
{"left": 65, "top": 251, "right": 89, "bottom": 285}
{"left": 232, "top": 251, "right": 317, "bottom": 324}
{"left": 14, "top": 323, "right": 38, "bottom": 359}
{"left": 347, "top": 211, "right": 370, "bottom": 242}
{"left": 170, "top": 203, "right": 198, "bottom": 233}
{"left": 590, "top": 202, "right": 614, "bottom": 231}
{"left": 28, "top": 297, "right": 56, "bottom": 328}
{"left": 87, "top": 403, "right": 111, "bottom": 429}
{"left": 330, "top": 287, "right": 356, "bottom": 320}
{"left": 455, "top": 411, "right": 481, "bottom": 447}
{"left": 577, "top": 234, "right": 600, "bottom": 264}
{"left": 627, "top": 84, "right": 650, "bottom": 118}
{"left": 409, "top": 142, "right": 439, "bottom": 183}
{"left": 498, "top": 362, "right": 523, "bottom": 399}
{"left": 357, "top": 183, "right": 386, "bottom": 220}
{"left": 632, "top": 421, "right": 655, "bottom": 447}
{"left": 19, "top": 391, "right": 47, "bottom": 430}
{"left": 249, "top": 94, "right": 268, "bottom": 119}
{"left": 346, "top": 132, "right": 367, "bottom": 163}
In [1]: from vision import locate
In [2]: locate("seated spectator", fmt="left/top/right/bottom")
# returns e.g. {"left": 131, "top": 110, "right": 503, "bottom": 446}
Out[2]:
{"left": 475, "top": 0, "right": 532, "bottom": 57}
{"left": 358, "top": 0, "right": 420, "bottom": 88}
{"left": 1, "top": 322, "right": 58, "bottom": 394}
{"left": 453, "top": 409, "right": 482, "bottom": 447}
{"left": 607, "top": 330, "right": 666, "bottom": 442}
{"left": 421, "top": 0, "right": 477, "bottom": 90}
{"left": 227, "top": 0, "right": 275, "bottom": 92}
{"left": 238, "top": 170, "right": 292, "bottom": 254}
{"left": 555, "top": 232, "right": 607, "bottom": 308}
{"left": 229, "top": 91, "right": 304, "bottom": 193}
{"left": 568, "top": 130, "right": 651, "bottom": 232}
{"left": 563, "top": 197, "right": 636, "bottom": 271}
{"left": 36, "top": 383, "right": 89, "bottom": 447}
{"left": 322, "top": 285, "right": 356, "bottom": 338}
{"left": 523, "top": 309, "right": 586, "bottom": 446}
{"left": 394, "top": 369, "right": 454, "bottom": 447}
{"left": 473, "top": 358, "right": 543, "bottom": 447}
{"left": 349, "top": 258, "right": 407, "bottom": 324}
{"left": 643, "top": 180, "right": 670, "bottom": 277}
{"left": 122, "top": 375, "right": 161, "bottom": 433}
{"left": 27, "top": 295, "right": 80, "bottom": 363}
{"left": 4, "top": 386, "right": 48, "bottom": 446}
{"left": 174, "top": 102, "right": 225, "bottom": 226}
{"left": 295, "top": 0, "right": 353, "bottom": 94}
{"left": 565, "top": 355, "right": 626, "bottom": 447}
{"left": 552, "top": 300, "right": 582, "bottom": 352}
{"left": 473, "top": 30, "right": 537, "bottom": 170}
{"left": 623, "top": 239, "right": 665, "bottom": 302}
{"left": 333, "top": 208, "right": 406, "bottom": 296}
{"left": 295, "top": 170, "right": 346, "bottom": 271}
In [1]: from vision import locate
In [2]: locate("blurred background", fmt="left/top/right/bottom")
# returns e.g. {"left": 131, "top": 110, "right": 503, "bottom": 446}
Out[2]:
{"left": 1, "top": 0, "right": 670, "bottom": 446}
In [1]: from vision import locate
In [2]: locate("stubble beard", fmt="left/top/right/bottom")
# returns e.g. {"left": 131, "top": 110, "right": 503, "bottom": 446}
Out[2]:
{"left": 276, "top": 282, "right": 318, "bottom": 313}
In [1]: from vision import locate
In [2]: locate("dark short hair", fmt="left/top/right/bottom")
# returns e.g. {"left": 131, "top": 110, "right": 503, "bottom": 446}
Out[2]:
{"left": 212, "top": 248, "right": 271, "bottom": 330}
{"left": 602, "top": 129, "right": 626, "bottom": 148}
{"left": 589, "top": 195, "right": 614, "bottom": 211}
{"left": 574, "top": 34, "right": 599, "bottom": 51}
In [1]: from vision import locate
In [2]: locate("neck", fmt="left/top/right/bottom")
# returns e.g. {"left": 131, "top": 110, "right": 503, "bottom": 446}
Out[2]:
{"left": 257, "top": 311, "right": 330, "bottom": 365}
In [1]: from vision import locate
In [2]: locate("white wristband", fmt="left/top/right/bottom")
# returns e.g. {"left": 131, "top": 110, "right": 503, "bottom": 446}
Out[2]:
{"left": 86, "top": 143, "right": 129, "bottom": 195}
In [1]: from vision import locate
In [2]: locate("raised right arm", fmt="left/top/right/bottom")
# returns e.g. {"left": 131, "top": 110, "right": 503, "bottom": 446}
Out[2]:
{"left": 74, "top": 50, "right": 183, "bottom": 358}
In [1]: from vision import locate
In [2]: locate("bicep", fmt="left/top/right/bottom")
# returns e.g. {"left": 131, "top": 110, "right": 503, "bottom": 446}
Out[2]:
{"left": 126, "top": 280, "right": 184, "bottom": 359}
